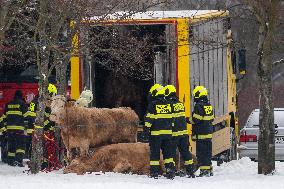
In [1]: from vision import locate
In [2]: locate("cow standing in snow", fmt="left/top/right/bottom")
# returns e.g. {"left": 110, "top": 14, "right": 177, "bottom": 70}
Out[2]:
{"left": 49, "top": 95, "right": 138, "bottom": 161}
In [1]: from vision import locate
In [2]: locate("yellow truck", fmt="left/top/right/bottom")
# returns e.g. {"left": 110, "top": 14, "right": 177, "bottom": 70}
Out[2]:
{"left": 70, "top": 10, "right": 245, "bottom": 163}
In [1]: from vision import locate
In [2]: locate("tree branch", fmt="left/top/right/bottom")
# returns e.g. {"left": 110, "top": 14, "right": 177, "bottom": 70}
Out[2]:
{"left": 273, "top": 59, "right": 284, "bottom": 66}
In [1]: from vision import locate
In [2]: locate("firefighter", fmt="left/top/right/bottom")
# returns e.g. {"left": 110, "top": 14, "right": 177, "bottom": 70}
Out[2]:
{"left": 144, "top": 85, "right": 175, "bottom": 179}
{"left": 191, "top": 86, "right": 214, "bottom": 177}
{"left": 25, "top": 95, "right": 38, "bottom": 159}
{"left": 4, "top": 90, "right": 28, "bottom": 167}
{"left": 164, "top": 85, "right": 195, "bottom": 178}
{"left": 142, "top": 84, "right": 163, "bottom": 141}
{"left": 42, "top": 83, "right": 57, "bottom": 170}
{"left": 26, "top": 84, "right": 57, "bottom": 169}
{"left": 0, "top": 113, "right": 8, "bottom": 163}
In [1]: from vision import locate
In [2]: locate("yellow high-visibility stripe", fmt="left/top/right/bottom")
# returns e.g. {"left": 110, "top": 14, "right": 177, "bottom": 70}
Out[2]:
{"left": 150, "top": 161, "right": 160, "bottom": 166}
{"left": 16, "top": 149, "right": 25, "bottom": 154}
{"left": 27, "top": 129, "right": 34, "bottom": 134}
{"left": 164, "top": 158, "right": 175, "bottom": 164}
{"left": 8, "top": 104, "right": 20, "bottom": 109}
{"left": 193, "top": 113, "right": 214, "bottom": 121}
{"left": 173, "top": 112, "right": 186, "bottom": 117}
{"left": 8, "top": 152, "right": 15, "bottom": 157}
{"left": 185, "top": 159, "right": 194, "bottom": 165}
{"left": 44, "top": 120, "right": 49, "bottom": 126}
{"left": 145, "top": 122, "right": 152, "bottom": 128}
{"left": 6, "top": 111, "right": 22, "bottom": 116}
{"left": 200, "top": 166, "right": 212, "bottom": 170}
{"left": 148, "top": 114, "right": 173, "bottom": 119}
{"left": 172, "top": 130, "right": 188, "bottom": 137}
{"left": 197, "top": 134, "right": 213, "bottom": 139}
{"left": 0, "top": 115, "right": 6, "bottom": 122}
{"left": 145, "top": 113, "right": 153, "bottom": 118}
{"left": 7, "top": 126, "right": 25, "bottom": 130}
{"left": 35, "top": 125, "right": 43, "bottom": 129}
{"left": 25, "top": 111, "right": 36, "bottom": 117}
{"left": 151, "top": 130, "right": 172, "bottom": 136}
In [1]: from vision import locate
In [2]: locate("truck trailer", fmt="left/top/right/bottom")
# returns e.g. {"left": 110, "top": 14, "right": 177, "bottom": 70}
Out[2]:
{"left": 70, "top": 10, "right": 244, "bottom": 163}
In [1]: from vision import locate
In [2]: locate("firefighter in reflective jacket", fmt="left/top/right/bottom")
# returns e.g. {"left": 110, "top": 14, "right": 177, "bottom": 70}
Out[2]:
{"left": 164, "top": 85, "right": 195, "bottom": 177}
{"left": 191, "top": 86, "right": 214, "bottom": 177}
{"left": 0, "top": 113, "right": 8, "bottom": 163}
{"left": 4, "top": 90, "right": 28, "bottom": 166}
{"left": 29, "top": 84, "right": 57, "bottom": 169}
{"left": 25, "top": 96, "right": 37, "bottom": 159}
{"left": 144, "top": 85, "right": 175, "bottom": 179}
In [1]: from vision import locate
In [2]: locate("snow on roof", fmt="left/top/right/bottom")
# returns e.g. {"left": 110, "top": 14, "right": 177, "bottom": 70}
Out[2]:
{"left": 90, "top": 10, "right": 227, "bottom": 21}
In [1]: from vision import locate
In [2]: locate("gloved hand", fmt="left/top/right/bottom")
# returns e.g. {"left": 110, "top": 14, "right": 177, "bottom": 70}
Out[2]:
{"left": 191, "top": 135, "right": 197, "bottom": 142}
{"left": 186, "top": 117, "right": 194, "bottom": 124}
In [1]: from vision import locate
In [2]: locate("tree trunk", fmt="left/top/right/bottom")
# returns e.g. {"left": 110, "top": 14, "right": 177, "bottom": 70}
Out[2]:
{"left": 55, "top": 57, "right": 68, "bottom": 165}
{"left": 257, "top": 23, "right": 275, "bottom": 175}
{"left": 30, "top": 48, "right": 49, "bottom": 174}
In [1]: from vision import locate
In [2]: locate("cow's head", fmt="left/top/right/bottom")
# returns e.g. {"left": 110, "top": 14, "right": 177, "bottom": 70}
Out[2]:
{"left": 50, "top": 95, "right": 67, "bottom": 124}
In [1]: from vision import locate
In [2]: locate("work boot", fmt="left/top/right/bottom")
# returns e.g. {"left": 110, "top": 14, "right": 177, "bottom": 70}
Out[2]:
{"left": 186, "top": 164, "right": 196, "bottom": 178}
{"left": 164, "top": 168, "right": 175, "bottom": 180}
{"left": 150, "top": 172, "right": 159, "bottom": 179}
{"left": 8, "top": 159, "right": 16, "bottom": 166}
{"left": 198, "top": 169, "right": 213, "bottom": 177}
{"left": 14, "top": 161, "right": 24, "bottom": 167}
{"left": 41, "top": 161, "right": 48, "bottom": 170}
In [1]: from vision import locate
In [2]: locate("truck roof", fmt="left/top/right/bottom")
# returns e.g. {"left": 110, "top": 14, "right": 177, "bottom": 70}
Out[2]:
{"left": 89, "top": 10, "right": 228, "bottom": 21}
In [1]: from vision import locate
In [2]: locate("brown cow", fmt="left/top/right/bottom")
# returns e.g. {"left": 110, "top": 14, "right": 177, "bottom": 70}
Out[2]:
{"left": 49, "top": 95, "right": 138, "bottom": 160}
{"left": 63, "top": 142, "right": 160, "bottom": 175}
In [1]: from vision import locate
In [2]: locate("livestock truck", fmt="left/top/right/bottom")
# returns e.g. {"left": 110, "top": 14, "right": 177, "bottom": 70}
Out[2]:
{"left": 70, "top": 10, "right": 246, "bottom": 163}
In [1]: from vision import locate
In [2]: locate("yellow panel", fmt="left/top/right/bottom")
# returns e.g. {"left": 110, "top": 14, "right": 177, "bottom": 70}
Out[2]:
{"left": 226, "top": 30, "right": 237, "bottom": 114}
{"left": 70, "top": 57, "right": 80, "bottom": 100}
{"left": 70, "top": 23, "right": 80, "bottom": 100}
{"left": 176, "top": 18, "right": 191, "bottom": 134}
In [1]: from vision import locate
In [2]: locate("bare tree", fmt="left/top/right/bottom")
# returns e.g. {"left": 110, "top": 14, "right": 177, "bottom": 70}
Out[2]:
{"left": 30, "top": 0, "right": 89, "bottom": 174}
{"left": 0, "top": 0, "right": 29, "bottom": 63}
{"left": 244, "top": 0, "right": 281, "bottom": 175}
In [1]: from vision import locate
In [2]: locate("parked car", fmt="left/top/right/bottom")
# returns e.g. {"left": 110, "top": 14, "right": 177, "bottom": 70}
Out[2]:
{"left": 238, "top": 108, "right": 284, "bottom": 161}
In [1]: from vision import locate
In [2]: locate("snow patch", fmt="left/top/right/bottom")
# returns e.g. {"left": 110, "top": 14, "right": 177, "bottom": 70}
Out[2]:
{"left": 1, "top": 158, "right": 284, "bottom": 189}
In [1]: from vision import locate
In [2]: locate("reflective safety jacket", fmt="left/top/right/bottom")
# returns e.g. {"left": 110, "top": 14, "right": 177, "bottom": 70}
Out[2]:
{"left": 192, "top": 98, "right": 214, "bottom": 140}
{"left": 4, "top": 98, "right": 28, "bottom": 134}
{"left": 167, "top": 95, "right": 188, "bottom": 137}
{"left": 144, "top": 95, "right": 173, "bottom": 138}
{"left": 0, "top": 114, "right": 6, "bottom": 133}
{"left": 44, "top": 107, "right": 55, "bottom": 132}
{"left": 26, "top": 99, "right": 55, "bottom": 133}
{"left": 26, "top": 99, "right": 37, "bottom": 135}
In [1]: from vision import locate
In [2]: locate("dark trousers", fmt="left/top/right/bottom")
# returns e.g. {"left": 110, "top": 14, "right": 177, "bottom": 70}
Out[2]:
{"left": 196, "top": 139, "right": 212, "bottom": 170}
{"left": 7, "top": 133, "right": 26, "bottom": 164}
{"left": 0, "top": 135, "right": 8, "bottom": 163}
{"left": 26, "top": 135, "right": 32, "bottom": 159}
{"left": 172, "top": 135, "right": 193, "bottom": 165}
{"left": 149, "top": 136, "right": 175, "bottom": 174}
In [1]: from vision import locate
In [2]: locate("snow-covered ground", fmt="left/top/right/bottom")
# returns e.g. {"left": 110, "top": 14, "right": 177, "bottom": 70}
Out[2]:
{"left": 1, "top": 158, "right": 284, "bottom": 189}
